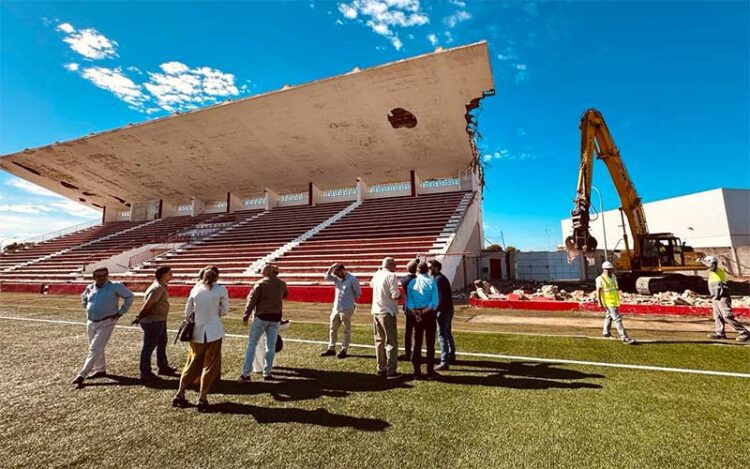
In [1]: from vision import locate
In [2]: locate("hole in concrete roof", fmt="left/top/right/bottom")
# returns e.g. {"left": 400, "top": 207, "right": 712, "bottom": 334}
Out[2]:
{"left": 110, "top": 195, "right": 127, "bottom": 204}
{"left": 92, "top": 203, "right": 103, "bottom": 208}
{"left": 79, "top": 198, "right": 86, "bottom": 203}
{"left": 125, "top": 203, "right": 132, "bottom": 208}
{"left": 60, "top": 181, "right": 79, "bottom": 190}
{"left": 388, "top": 108, "right": 417, "bottom": 129}
{"left": 82, "top": 192, "right": 97, "bottom": 196}
{"left": 12, "top": 162, "right": 41, "bottom": 176}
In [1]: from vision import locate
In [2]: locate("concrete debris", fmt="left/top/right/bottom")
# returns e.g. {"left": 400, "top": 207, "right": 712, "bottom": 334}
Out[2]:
{"left": 472, "top": 281, "right": 750, "bottom": 308}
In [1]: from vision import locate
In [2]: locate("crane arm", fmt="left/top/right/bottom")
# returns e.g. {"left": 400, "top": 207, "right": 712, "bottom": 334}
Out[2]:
{"left": 566, "top": 109, "right": 649, "bottom": 258}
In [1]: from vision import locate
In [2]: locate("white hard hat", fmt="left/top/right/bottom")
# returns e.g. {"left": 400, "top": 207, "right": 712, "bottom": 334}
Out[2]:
{"left": 602, "top": 261, "right": 614, "bottom": 269}
{"left": 701, "top": 256, "right": 718, "bottom": 266}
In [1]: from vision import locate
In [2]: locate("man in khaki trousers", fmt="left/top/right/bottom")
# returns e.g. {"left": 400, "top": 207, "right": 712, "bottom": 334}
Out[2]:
{"left": 370, "top": 257, "right": 401, "bottom": 379}
{"left": 321, "top": 263, "right": 362, "bottom": 359}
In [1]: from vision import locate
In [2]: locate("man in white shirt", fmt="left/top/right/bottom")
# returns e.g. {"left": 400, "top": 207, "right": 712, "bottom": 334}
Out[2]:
{"left": 370, "top": 257, "right": 401, "bottom": 379}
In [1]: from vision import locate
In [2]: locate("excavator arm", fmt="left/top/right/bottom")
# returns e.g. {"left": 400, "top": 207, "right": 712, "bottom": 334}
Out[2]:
{"left": 566, "top": 109, "right": 649, "bottom": 265}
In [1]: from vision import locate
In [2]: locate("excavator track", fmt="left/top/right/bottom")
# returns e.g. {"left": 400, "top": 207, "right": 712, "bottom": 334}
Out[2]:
{"left": 634, "top": 274, "right": 706, "bottom": 295}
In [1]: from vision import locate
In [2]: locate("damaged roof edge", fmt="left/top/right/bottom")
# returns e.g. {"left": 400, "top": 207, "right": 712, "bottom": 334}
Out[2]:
{"left": 0, "top": 41, "right": 492, "bottom": 158}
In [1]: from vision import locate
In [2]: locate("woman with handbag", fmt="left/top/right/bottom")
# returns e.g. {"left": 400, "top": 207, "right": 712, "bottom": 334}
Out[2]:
{"left": 172, "top": 266, "right": 228, "bottom": 412}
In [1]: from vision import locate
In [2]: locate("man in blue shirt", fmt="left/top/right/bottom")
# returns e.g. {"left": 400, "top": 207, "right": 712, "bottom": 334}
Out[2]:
{"left": 321, "top": 263, "right": 362, "bottom": 359}
{"left": 72, "top": 267, "right": 134, "bottom": 388}
{"left": 430, "top": 260, "right": 456, "bottom": 370}
{"left": 399, "top": 261, "right": 418, "bottom": 361}
{"left": 405, "top": 262, "right": 439, "bottom": 379}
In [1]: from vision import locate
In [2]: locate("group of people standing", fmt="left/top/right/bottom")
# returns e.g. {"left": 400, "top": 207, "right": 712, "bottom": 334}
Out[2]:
{"left": 71, "top": 254, "right": 746, "bottom": 411}
{"left": 70, "top": 257, "right": 456, "bottom": 411}
{"left": 318, "top": 257, "right": 456, "bottom": 379}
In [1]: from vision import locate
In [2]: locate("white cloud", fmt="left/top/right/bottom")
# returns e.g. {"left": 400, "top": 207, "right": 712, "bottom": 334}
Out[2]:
{"left": 63, "top": 62, "right": 79, "bottom": 72}
{"left": 6, "top": 180, "right": 60, "bottom": 197}
{"left": 143, "top": 62, "right": 241, "bottom": 113}
{"left": 427, "top": 33, "right": 438, "bottom": 45}
{"left": 50, "top": 200, "right": 99, "bottom": 218}
{"left": 58, "top": 23, "right": 118, "bottom": 60}
{"left": 515, "top": 63, "right": 527, "bottom": 70}
{"left": 448, "top": 0, "right": 466, "bottom": 7}
{"left": 483, "top": 149, "right": 536, "bottom": 163}
{"left": 337, "top": 0, "right": 429, "bottom": 49}
{"left": 56, "top": 22, "right": 75, "bottom": 33}
{"left": 80, "top": 66, "right": 150, "bottom": 110}
{"left": 0, "top": 204, "right": 53, "bottom": 214}
{"left": 444, "top": 10, "right": 471, "bottom": 28}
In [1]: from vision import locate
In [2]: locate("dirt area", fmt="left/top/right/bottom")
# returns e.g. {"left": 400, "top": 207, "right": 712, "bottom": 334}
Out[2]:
{"left": 1, "top": 292, "right": 745, "bottom": 344}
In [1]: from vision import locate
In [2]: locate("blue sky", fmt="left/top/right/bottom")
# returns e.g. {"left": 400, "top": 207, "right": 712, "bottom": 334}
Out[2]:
{"left": 1, "top": 1, "right": 748, "bottom": 249}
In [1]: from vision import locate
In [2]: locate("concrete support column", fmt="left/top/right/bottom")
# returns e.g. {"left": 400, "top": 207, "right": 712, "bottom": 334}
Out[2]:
{"left": 265, "top": 188, "right": 279, "bottom": 210}
{"left": 459, "top": 169, "right": 479, "bottom": 192}
{"left": 227, "top": 192, "right": 243, "bottom": 213}
{"left": 129, "top": 201, "right": 150, "bottom": 222}
{"left": 410, "top": 170, "right": 422, "bottom": 197}
{"left": 102, "top": 205, "right": 126, "bottom": 223}
{"left": 309, "top": 182, "right": 323, "bottom": 206}
{"left": 191, "top": 198, "right": 206, "bottom": 216}
{"left": 161, "top": 202, "right": 181, "bottom": 218}
{"left": 356, "top": 178, "right": 369, "bottom": 203}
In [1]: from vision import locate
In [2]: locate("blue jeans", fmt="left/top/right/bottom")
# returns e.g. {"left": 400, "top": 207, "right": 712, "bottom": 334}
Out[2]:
{"left": 242, "top": 318, "right": 280, "bottom": 376}
{"left": 437, "top": 311, "right": 456, "bottom": 365}
{"left": 139, "top": 321, "right": 169, "bottom": 374}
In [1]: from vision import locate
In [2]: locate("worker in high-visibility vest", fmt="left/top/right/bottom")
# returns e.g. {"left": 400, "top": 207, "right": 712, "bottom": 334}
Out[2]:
{"left": 702, "top": 256, "right": 749, "bottom": 342}
{"left": 595, "top": 261, "right": 636, "bottom": 345}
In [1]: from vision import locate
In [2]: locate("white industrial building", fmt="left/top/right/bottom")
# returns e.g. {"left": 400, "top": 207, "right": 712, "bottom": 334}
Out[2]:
{"left": 560, "top": 188, "right": 750, "bottom": 276}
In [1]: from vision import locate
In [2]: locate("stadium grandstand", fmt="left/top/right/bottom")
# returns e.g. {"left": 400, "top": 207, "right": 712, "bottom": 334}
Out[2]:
{"left": 0, "top": 42, "right": 494, "bottom": 296}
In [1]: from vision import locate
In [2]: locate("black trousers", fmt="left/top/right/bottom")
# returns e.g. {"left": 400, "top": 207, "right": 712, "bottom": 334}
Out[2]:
{"left": 412, "top": 311, "right": 437, "bottom": 375}
{"left": 404, "top": 311, "right": 416, "bottom": 358}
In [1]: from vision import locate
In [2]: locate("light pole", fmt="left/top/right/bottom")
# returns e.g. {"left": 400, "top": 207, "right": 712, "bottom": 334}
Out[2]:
{"left": 591, "top": 185, "right": 609, "bottom": 261}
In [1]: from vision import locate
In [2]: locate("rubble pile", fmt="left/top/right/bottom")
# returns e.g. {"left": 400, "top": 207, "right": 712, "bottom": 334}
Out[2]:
{"left": 473, "top": 282, "right": 750, "bottom": 308}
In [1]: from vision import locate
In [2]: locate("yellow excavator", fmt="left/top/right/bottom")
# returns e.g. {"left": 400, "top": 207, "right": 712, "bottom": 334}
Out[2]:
{"left": 565, "top": 108, "right": 706, "bottom": 294}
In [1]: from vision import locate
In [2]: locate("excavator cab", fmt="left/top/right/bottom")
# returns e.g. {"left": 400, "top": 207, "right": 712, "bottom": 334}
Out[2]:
{"left": 636, "top": 233, "right": 692, "bottom": 270}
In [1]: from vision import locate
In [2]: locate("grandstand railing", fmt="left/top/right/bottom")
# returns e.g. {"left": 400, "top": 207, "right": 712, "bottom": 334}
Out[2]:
{"left": 367, "top": 181, "right": 411, "bottom": 199}
{"left": 18, "top": 218, "right": 100, "bottom": 245}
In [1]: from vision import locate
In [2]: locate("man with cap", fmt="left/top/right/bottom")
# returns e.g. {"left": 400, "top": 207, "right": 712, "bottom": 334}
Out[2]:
{"left": 595, "top": 261, "right": 636, "bottom": 345}
{"left": 702, "top": 256, "right": 749, "bottom": 341}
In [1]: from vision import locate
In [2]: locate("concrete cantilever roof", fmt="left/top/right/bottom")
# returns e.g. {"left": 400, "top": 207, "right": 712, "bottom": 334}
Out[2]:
{"left": 0, "top": 42, "right": 494, "bottom": 211}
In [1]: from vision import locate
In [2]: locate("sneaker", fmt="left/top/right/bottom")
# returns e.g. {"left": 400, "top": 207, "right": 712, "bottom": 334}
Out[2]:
{"left": 88, "top": 371, "right": 107, "bottom": 379}
{"left": 737, "top": 333, "right": 750, "bottom": 343}
{"left": 602, "top": 333, "right": 612, "bottom": 338}
{"left": 336, "top": 349, "right": 348, "bottom": 359}
{"left": 172, "top": 395, "right": 189, "bottom": 408}
{"left": 386, "top": 372, "right": 403, "bottom": 380}
{"left": 435, "top": 364, "right": 449, "bottom": 371}
{"left": 425, "top": 372, "right": 440, "bottom": 381}
{"left": 320, "top": 349, "right": 336, "bottom": 357}
{"left": 237, "top": 374, "right": 252, "bottom": 383}
{"left": 708, "top": 333, "right": 727, "bottom": 340}
{"left": 71, "top": 376, "right": 85, "bottom": 388}
{"left": 196, "top": 398, "right": 210, "bottom": 413}
{"left": 262, "top": 374, "right": 274, "bottom": 381}
{"left": 622, "top": 337, "right": 636, "bottom": 345}
{"left": 158, "top": 366, "right": 178, "bottom": 376}
{"left": 412, "top": 373, "right": 425, "bottom": 380}
{"left": 140, "top": 372, "right": 159, "bottom": 381}
{"left": 376, "top": 370, "right": 387, "bottom": 377}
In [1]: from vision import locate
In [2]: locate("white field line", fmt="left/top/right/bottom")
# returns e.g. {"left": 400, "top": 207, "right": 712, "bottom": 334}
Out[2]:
{"left": 1, "top": 315, "right": 749, "bottom": 379}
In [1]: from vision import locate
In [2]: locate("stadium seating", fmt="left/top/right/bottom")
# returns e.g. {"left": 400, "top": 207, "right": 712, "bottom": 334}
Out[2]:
{"left": 0, "top": 221, "right": 135, "bottom": 270}
{"left": 263, "top": 191, "right": 469, "bottom": 284}
{"left": 0, "top": 190, "right": 472, "bottom": 288}
{"left": 126, "top": 202, "right": 352, "bottom": 283}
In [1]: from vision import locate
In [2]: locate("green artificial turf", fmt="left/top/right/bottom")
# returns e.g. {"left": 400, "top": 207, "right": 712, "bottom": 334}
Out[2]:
{"left": 0, "top": 294, "right": 748, "bottom": 468}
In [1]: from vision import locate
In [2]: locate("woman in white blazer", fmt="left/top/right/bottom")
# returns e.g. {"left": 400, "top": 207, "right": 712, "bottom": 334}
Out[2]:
{"left": 173, "top": 266, "right": 228, "bottom": 411}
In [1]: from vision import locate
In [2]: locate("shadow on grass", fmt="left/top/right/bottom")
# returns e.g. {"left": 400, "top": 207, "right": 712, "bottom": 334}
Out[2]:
{"left": 214, "top": 367, "right": 412, "bottom": 402}
{"left": 435, "top": 360, "right": 604, "bottom": 390}
{"left": 205, "top": 403, "right": 390, "bottom": 431}
{"left": 81, "top": 374, "right": 178, "bottom": 390}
